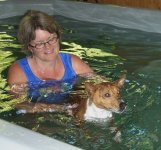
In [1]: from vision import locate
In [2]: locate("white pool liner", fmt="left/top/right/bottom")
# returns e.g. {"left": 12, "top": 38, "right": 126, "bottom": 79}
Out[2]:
{"left": 0, "top": 0, "right": 161, "bottom": 33}
{"left": 0, "top": 119, "right": 81, "bottom": 150}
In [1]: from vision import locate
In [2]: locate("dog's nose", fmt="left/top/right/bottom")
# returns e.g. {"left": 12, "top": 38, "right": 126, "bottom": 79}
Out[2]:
{"left": 119, "top": 102, "right": 127, "bottom": 112}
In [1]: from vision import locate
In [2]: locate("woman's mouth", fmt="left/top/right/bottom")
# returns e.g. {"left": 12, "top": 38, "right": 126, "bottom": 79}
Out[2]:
{"left": 44, "top": 49, "right": 54, "bottom": 54}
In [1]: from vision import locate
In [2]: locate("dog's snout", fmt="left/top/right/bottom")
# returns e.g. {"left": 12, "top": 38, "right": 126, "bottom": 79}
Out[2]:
{"left": 119, "top": 102, "right": 126, "bottom": 112}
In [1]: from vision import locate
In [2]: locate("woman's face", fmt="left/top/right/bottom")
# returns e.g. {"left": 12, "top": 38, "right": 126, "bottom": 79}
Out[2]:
{"left": 29, "top": 29, "right": 60, "bottom": 61}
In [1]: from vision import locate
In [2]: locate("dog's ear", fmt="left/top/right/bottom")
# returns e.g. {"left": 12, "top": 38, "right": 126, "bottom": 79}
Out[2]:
{"left": 84, "top": 82, "right": 95, "bottom": 96}
{"left": 115, "top": 74, "right": 126, "bottom": 88}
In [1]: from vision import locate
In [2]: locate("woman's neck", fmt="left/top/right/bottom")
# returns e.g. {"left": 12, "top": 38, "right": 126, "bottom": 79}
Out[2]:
{"left": 33, "top": 56, "right": 58, "bottom": 70}
{"left": 30, "top": 55, "right": 63, "bottom": 80}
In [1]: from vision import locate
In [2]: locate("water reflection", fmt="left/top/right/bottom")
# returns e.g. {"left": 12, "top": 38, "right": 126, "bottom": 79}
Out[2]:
{"left": 0, "top": 16, "right": 161, "bottom": 149}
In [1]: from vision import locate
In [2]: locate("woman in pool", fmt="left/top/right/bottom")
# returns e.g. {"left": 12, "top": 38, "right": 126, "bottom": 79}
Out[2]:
{"left": 7, "top": 10, "right": 93, "bottom": 103}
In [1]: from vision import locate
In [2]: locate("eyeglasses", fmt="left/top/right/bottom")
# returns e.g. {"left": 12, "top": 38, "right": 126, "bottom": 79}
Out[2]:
{"left": 29, "top": 35, "right": 58, "bottom": 49}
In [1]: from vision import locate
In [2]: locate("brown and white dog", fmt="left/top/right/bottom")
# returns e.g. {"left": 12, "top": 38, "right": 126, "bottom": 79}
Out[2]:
{"left": 71, "top": 74, "right": 126, "bottom": 123}
{"left": 15, "top": 75, "right": 126, "bottom": 124}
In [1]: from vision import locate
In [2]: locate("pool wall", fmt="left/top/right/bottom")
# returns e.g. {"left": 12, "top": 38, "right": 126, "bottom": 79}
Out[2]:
{"left": 0, "top": 119, "right": 81, "bottom": 150}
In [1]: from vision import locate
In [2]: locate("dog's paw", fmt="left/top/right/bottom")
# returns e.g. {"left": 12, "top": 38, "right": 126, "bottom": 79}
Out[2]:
{"left": 64, "top": 103, "right": 79, "bottom": 115}
{"left": 113, "top": 130, "right": 122, "bottom": 143}
{"left": 109, "top": 126, "right": 122, "bottom": 143}
{"left": 64, "top": 103, "right": 79, "bottom": 111}
{"left": 109, "top": 127, "right": 118, "bottom": 133}
{"left": 16, "top": 109, "right": 27, "bottom": 114}
{"left": 65, "top": 103, "right": 79, "bottom": 109}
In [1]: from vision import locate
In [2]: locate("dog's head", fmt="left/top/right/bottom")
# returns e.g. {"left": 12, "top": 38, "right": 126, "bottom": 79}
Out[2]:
{"left": 85, "top": 75, "right": 126, "bottom": 113}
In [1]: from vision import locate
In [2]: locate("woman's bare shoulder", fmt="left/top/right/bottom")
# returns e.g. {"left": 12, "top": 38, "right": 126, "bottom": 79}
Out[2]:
{"left": 70, "top": 54, "right": 93, "bottom": 75}
{"left": 7, "top": 62, "right": 27, "bottom": 85}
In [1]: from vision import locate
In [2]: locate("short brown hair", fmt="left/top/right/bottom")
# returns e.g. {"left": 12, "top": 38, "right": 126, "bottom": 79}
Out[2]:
{"left": 18, "top": 10, "right": 62, "bottom": 52}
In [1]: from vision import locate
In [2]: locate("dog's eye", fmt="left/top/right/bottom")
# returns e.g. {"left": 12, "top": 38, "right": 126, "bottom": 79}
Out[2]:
{"left": 104, "top": 93, "right": 111, "bottom": 98}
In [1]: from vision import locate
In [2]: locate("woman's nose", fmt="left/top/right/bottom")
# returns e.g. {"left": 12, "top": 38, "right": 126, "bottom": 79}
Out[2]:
{"left": 44, "top": 42, "right": 50, "bottom": 48}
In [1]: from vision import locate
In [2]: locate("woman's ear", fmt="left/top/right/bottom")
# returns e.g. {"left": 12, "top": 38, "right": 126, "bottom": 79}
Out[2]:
{"left": 28, "top": 45, "right": 33, "bottom": 53}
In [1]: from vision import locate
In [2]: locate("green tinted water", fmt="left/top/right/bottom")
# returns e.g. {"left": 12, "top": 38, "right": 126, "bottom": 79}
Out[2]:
{"left": 0, "top": 16, "right": 161, "bottom": 150}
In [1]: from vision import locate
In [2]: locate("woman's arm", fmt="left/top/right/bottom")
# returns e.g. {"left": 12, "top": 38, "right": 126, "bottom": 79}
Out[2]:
{"left": 7, "top": 63, "right": 28, "bottom": 96}
{"left": 7, "top": 63, "right": 27, "bottom": 85}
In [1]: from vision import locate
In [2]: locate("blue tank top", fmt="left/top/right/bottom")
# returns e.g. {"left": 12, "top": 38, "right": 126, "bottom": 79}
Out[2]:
{"left": 17, "top": 53, "right": 77, "bottom": 103}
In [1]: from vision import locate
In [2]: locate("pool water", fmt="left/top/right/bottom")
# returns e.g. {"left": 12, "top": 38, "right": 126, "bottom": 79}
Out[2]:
{"left": 0, "top": 15, "right": 161, "bottom": 150}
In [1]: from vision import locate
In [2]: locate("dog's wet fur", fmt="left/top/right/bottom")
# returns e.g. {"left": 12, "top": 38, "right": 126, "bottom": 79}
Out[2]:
{"left": 15, "top": 75, "right": 126, "bottom": 124}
